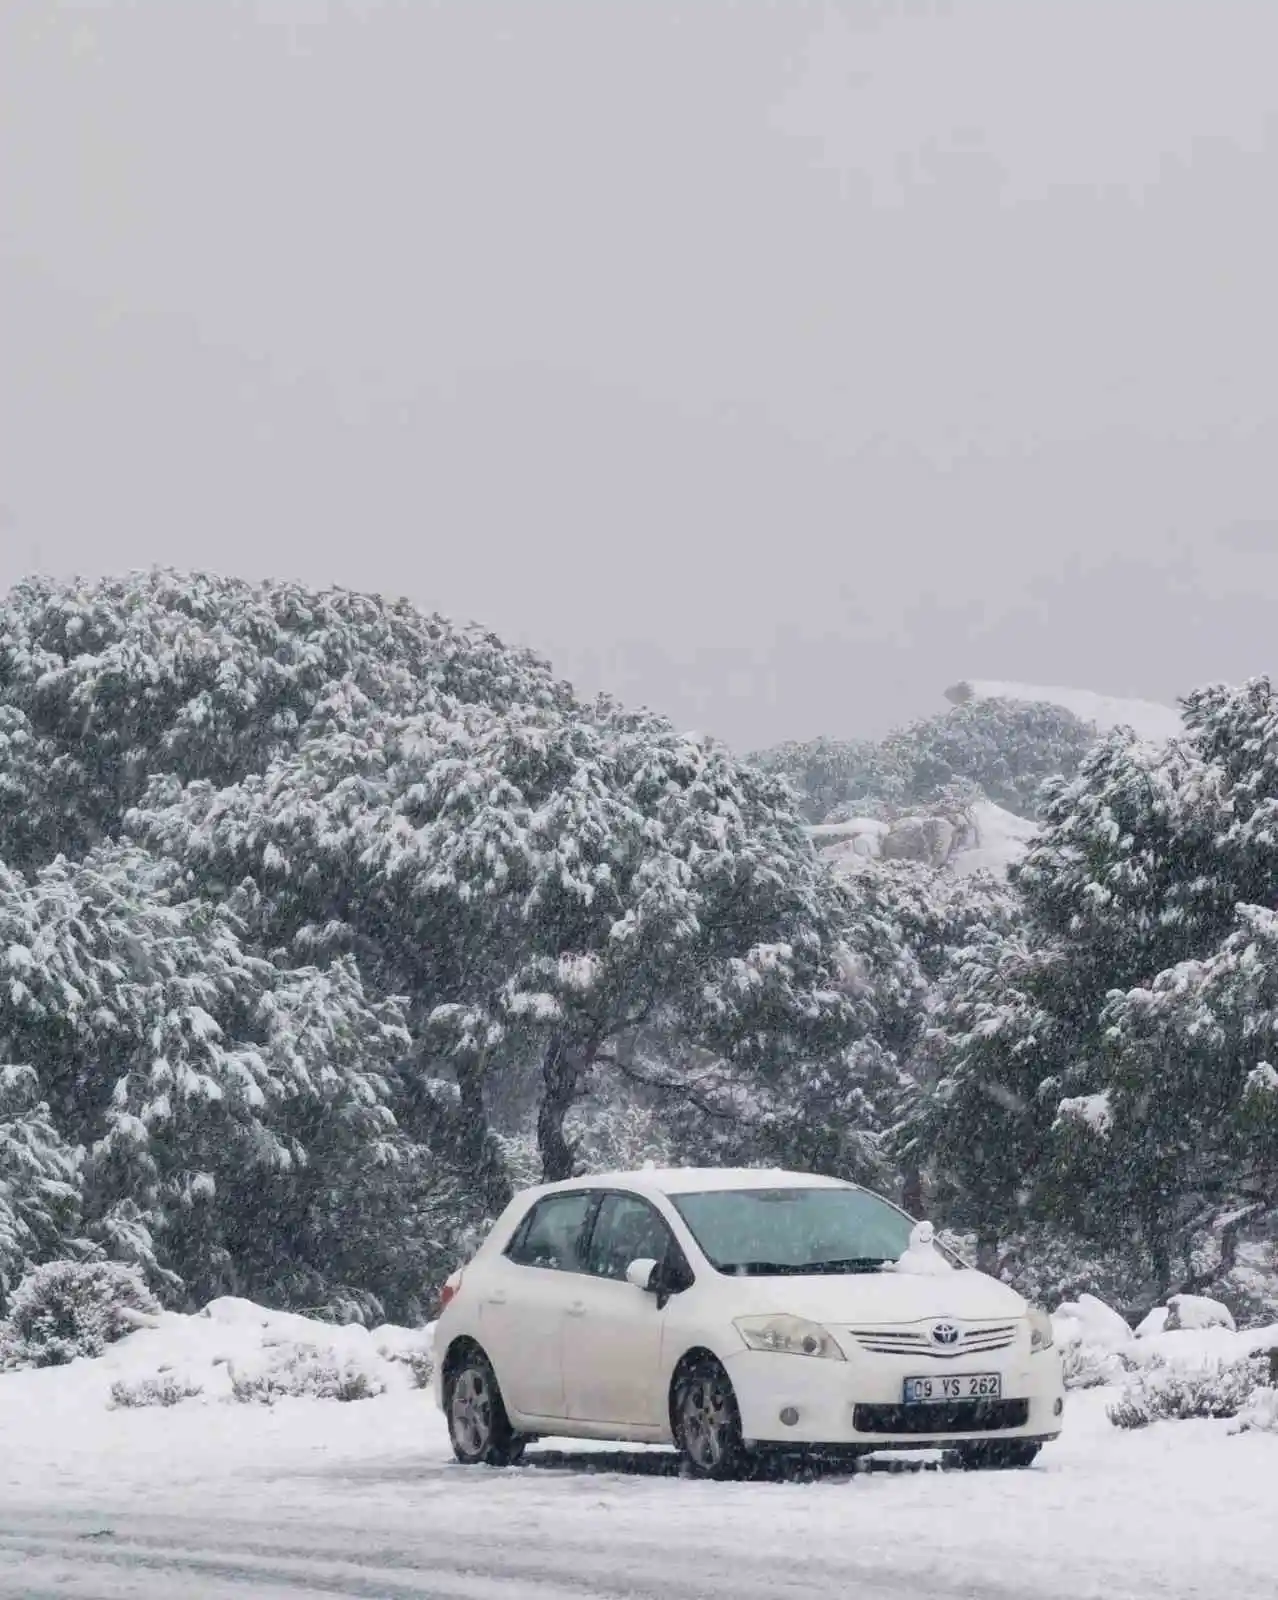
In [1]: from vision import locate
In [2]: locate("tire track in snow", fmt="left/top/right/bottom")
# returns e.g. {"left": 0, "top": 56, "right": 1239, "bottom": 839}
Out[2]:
{"left": 0, "top": 1520, "right": 1020, "bottom": 1600}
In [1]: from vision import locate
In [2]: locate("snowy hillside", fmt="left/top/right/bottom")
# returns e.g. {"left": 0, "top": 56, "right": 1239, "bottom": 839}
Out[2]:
{"left": 946, "top": 679, "right": 1182, "bottom": 743}
{"left": 806, "top": 681, "right": 1183, "bottom": 878}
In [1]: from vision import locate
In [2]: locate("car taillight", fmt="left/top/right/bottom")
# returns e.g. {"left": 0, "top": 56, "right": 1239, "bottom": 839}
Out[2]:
{"left": 439, "top": 1270, "right": 463, "bottom": 1310}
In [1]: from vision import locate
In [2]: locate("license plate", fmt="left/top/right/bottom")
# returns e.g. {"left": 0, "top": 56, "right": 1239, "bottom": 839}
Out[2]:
{"left": 903, "top": 1373, "right": 1002, "bottom": 1404}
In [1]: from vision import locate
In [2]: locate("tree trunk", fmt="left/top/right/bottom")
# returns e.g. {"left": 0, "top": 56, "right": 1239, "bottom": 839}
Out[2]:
{"left": 902, "top": 1165, "right": 925, "bottom": 1220}
{"left": 1219, "top": 1214, "right": 1244, "bottom": 1275}
{"left": 538, "top": 1037, "right": 583, "bottom": 1183}
{"left": 1149, "top": 1236, "right": 1172, "bottom": 1300}
{"left": 454, "top": 1054, "right": 512, "bottom": 1216}
{"left": 975, "top": 1227, "right": 1000, "bottom": 1275}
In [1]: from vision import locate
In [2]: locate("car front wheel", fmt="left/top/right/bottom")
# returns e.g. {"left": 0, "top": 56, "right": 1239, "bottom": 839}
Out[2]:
{"left": 672, "top": 1356, "right": 751, "bottom": 1481}
{"left": 953, "top": 1440, "right": 1041, "bottom": 1470}
{"left": 445, "top": 1346, "right": 526, "bottom": 1468}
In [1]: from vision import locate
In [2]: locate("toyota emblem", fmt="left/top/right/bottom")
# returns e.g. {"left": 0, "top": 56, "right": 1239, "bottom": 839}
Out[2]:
{"left": 931, "top": 1321, "right": 961, "bottom": 1347}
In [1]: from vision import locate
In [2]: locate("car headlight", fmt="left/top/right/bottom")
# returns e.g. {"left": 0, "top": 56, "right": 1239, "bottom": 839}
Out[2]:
{"left": 733, "top": 1314, "right": 846, "bottom": 1361}
{"left": 1029, "top": 1307, "right": 1055, "bottom": 1352}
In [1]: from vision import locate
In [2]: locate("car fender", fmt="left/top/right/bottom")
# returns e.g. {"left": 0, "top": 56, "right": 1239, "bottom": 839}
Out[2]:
{"left": 659, "top": 1323, "right": 746, "bottom": 1421}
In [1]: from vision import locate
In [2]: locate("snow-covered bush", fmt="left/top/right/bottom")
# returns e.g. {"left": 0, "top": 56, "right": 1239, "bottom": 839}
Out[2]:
{"left": 371, "top": 1316, "right": 435, "bottom": 1389}
{"left": 0, "top": 1260, "right": 160, "bottom": 1370}
{"left": 377, "top": 1343, "right": 434, "bottom": 1390}
{"left": 1061, "top": 1339, "right": 1127, "bottom": 1390}
{"left": 1107, "top": 1354, "right": 1267, "bottom": 1429}
{"left": 1052, "top": 1293, "right": 1134, "bottom": 1390}
{"left": 1235, "top": 1383, "right": 1278, "bottom": 1434}
{"left": 228, "top": 1343, "right": 387, "bottom": 1404}
{"left": 109, "top": 1372, "right": 204, "bottom": 1408}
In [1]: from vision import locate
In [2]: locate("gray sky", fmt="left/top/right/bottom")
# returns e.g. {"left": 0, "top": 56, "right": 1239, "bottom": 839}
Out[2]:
{"left": 3, "top": 0, "right": 1278, "bottom": 750}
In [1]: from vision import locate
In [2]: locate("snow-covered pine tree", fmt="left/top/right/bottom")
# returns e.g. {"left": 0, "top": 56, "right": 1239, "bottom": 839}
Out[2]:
{"left": 0, "top": 569, "right": 572, "bottom": 871}
{"left": 649, "top": 859, "right": 1016, "bottom": 1201}
{"left": 0, "top": 843, "right": 437, "bottom": 1316}
{"left": 917, "top": 681, "right": 1278, "bottom": 1286}
{"left": 6, "top": 568, "right": 1036, "bottom": 1308}
{"left": 902, "top": 926, "right": 1063, "bottom": 1265}
{"left": 131, "top": 692, "right": 864, "bottom": 1185}
{"left": 1081, "top": 904, "right": 1278, "bottom": 1284}
{"left": 0, "top": 1065, "right": 84, "bottom": 1310}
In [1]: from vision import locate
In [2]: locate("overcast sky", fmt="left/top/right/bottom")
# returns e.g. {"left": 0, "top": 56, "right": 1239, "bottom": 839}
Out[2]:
{"left": 3, "top": 1, "right": 1278, "bottom": 750}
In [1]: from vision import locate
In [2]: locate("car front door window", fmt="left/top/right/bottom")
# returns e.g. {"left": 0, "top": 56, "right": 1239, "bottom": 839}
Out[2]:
{"left": 585, "top": 1194, "right": 678, "bottom": 1281}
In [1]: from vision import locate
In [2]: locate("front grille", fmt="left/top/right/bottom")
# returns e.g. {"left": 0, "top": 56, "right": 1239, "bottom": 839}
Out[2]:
{"left": 853, "top": 1399, "right": 1029, "bottom": 1436}
{"left": 846, "top": 1323, "right": 1018, "bottom": 1360}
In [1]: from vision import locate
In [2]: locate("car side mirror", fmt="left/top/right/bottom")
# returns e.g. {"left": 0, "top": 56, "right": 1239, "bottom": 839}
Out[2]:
{"left": 625, "top": 1257, "right": 660, "bottom": 1292}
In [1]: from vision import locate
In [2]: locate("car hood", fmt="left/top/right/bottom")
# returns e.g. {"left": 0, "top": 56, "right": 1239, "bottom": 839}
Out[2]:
{"left": 725, "top": 1268, "right": 1027, "bottom": 1326}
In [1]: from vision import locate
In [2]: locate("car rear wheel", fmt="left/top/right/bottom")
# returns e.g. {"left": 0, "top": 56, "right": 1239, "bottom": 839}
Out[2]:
{"left": 672, "top": 1356, "right": 751, "bottom": 1481}
{"left": 445, "top": 1346, "right": 526, "bottom": 1468}
{"left": 953, "top": 1440, "right": 1041, "bottom": 1470}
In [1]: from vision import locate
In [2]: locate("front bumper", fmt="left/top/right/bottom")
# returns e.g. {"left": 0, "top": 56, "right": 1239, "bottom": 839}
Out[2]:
{"left": 724, "top": 1345, "right": 1064, "bottom": 1450}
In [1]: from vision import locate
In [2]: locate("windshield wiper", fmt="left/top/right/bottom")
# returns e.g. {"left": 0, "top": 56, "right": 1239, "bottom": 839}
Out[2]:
{"left": 717, "top": 1257, "right": 891, "bottom": 1277}
{"left": 717, "top": 1261, "right": 806, "bottom": 1276}
{"left": 805, "top": 1257, "right": 892, "bottom": 1274}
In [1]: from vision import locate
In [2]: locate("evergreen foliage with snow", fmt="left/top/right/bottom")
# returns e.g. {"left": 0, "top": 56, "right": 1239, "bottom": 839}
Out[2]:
{"left": 0, "top": 570, "right": 572, "bottom": 873}
{"left": 0, "top": 571, "right": 888, "bottom": 1317}
{"left": 0, "top": 1066, "right": 84, "bottom": 1307}
{"left": 911, "top": 681, "right": 1278, "bottom": 1295}
{"left": 752, "top": 697, "right": 1096, "bottom": 824}
{"left": 8, "top": 568, "right": 1275, "bottom": 1325}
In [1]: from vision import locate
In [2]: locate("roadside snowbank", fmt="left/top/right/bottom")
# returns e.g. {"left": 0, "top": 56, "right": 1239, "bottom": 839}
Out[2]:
{"left": 1054, "top": 1291, "right": 1278, "bottom": 1375}
{"left": 0, "top": 1295, "right": 434, "bottom": 1415}
{"left": 1053, "top": 1288, "right": 1278, "bottom": 1428}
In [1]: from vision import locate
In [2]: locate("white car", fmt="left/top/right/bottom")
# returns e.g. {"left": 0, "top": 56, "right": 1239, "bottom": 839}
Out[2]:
{"left": 433, "top": 1167, "right": 1064, "bottom": 1478}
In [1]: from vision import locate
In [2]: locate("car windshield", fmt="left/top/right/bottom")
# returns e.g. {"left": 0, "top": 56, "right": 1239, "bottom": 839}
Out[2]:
{"left": 670, "top": 1186, "right": 916, "bottom": 1275}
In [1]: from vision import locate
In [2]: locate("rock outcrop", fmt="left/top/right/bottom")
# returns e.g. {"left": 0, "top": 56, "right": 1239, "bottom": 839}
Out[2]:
{"left": 813, "top": 799, "right": 1036, "bottom": 881}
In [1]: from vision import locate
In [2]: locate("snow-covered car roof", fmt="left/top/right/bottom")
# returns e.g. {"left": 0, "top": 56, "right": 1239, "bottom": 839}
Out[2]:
{"left": 530, "top": 1167, "right": 854, "bottom": 1200}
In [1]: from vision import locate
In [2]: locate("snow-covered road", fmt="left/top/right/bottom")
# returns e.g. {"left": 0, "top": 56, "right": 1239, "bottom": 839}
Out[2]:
{"left": 0, "top": 1387, "right": 1270, "bottom": 1600}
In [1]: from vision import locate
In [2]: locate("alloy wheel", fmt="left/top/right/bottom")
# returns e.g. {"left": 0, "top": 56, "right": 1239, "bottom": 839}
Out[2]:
{"left": 450, "top": 1365, "right": 493, "bottom": 1458}
{"left": 680, "top": 1374, "right": 734, "bottom": 1472}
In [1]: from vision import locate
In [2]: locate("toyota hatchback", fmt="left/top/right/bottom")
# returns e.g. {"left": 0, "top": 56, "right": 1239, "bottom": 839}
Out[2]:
{"left": 433, "top": 1167, "right": 1064, "bottom": 1478}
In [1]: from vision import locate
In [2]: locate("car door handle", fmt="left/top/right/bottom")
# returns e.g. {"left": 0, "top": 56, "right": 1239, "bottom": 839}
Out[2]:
{"left": 566, "top": 1301, "right": 587, "bottom": 1318}
{"left": 486, "top": 1291, "right": 507, "bottom": 1306}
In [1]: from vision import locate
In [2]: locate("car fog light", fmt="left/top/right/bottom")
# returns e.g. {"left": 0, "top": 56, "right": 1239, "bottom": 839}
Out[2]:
{"left": 779, "top": 1406, "right": 799, "bottom": 1427}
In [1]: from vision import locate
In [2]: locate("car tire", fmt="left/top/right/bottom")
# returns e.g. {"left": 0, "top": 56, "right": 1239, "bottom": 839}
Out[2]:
{"left": 953, "top": 1440, "right": 1041, "bottom": 1471}
{"left": 672, "top": 1355, "right": 751, "bottom": 1481}
{"left": 444, "top": 1345, "right": 526, "bottom": 1468}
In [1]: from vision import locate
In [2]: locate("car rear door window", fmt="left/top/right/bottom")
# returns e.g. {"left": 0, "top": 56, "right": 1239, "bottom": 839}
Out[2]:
{"left": 584, "top": 1193, "right": 678, "bottom": 1281}
{"left": 506, "top": 1192, "right": 593, "bottom": 1272}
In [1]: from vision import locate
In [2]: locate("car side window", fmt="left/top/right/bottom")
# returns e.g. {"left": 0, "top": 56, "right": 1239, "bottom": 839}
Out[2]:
{"left": 584, "top": 1192, "right": 683, "bottom": 1283}
{"left": 505, "top": 1192, "right": 593, "bottom": 1273}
